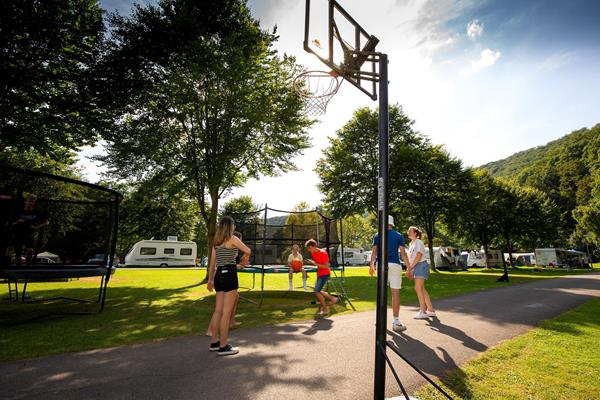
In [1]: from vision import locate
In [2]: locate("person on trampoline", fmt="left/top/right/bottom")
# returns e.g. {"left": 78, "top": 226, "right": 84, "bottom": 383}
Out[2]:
{"left": 287, "top": 244, "right": 307, "bottom": 290}
{"left": 207, "top": 216, "right": 251, "bottom": 356}
{"left": 305, "top": 238, "right": 338, "bottom": 316}
{"left": 406, "top": 226, "right": 436, "bottom": 320}
{"left": 369, "top": 215, "right": 410, "bottom": 333}
{"left": 12, "top": 195, "right": 48, "bottom": 266}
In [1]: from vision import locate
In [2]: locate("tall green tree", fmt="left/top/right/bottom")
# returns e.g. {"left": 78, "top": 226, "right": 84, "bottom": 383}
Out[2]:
{"left": 0, "top": 0, "right": 104, "bottom": 158}
{"left": 342, "top": 214, "right": 375, "bottom": 249}
{"left": 96, "top": 0, "right": 312, "bottom": 276}
{"left": 392, "top": 145, "right": 465, "bottom": 270}
{"left": 316, "top": 105, "right": 426, "bottom": 217}
{"left": 446, "top": 170, "right": 504, "bottom": 268}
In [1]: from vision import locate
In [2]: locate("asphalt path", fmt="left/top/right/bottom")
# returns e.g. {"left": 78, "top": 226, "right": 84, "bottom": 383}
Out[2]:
{"left": 1, "top": 273, "right": 599, "bottom": 400}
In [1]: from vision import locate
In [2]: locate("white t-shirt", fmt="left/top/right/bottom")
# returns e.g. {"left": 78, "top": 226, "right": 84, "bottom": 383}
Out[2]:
{"left": 288, "top": 253, "right": 303, "bottom": 263}
{"left": 408, "top": 239, "right": 426, "bottom": 265}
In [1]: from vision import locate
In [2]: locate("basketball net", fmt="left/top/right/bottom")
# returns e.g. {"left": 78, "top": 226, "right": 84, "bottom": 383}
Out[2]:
{"left": 293, "top": 70, "right": 342, "bottom": 116}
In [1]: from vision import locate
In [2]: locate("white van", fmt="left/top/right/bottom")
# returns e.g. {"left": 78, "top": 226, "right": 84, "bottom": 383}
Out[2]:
{"left": 337, "top": 247, "right": 365, "bottom": 266}
{"left": 467, "top": 249, "right": 503, "bottom": 268}
{"left": 123, "top": 238, "right": 197, "bottom": 267}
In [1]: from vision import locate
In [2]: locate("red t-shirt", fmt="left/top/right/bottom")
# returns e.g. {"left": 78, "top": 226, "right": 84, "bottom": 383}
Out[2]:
{"left": 312, "top": 248, "right": 330, "bottom": 277}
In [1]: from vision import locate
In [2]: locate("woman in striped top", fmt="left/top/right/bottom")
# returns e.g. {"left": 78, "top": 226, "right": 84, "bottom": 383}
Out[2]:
{"left": 207, "top": 216, "right": 251, "bottom": 356}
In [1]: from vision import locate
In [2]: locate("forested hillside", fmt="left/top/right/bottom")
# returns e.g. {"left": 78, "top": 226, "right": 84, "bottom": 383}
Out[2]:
{"left": 482, "top": 124, "right": 600, "bottom": 249}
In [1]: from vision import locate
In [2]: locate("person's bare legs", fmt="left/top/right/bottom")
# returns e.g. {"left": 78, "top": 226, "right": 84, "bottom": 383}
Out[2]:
{"left": 302, "top": 269, "right": 308, "bottom": 289}
{"left": 218, "top": 290, "right": 238, "bottom": 347}
{"left": 209, "top": 292, "right": 224, "bottom": 343}
{"left": 229, "top": 292, "right": 240, "bottom": 328}
{"left": 315, "top": 291, "right": 328, "bottom": 314}
{"left": 391, "top": 288, "right": 400, "bottom": 319}
{"left": 414, "top": 279, "right": 427, "bottom": 312}
{"left": 422, "top": 284, "right": 434, "bottom": 312}
{"left": 288, "top": 269, "right": 294, "bottom": 290}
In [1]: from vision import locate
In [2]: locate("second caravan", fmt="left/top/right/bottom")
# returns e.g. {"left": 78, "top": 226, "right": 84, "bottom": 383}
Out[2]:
{"left": 122, "top": 237, "right": 197, "bottom": 267}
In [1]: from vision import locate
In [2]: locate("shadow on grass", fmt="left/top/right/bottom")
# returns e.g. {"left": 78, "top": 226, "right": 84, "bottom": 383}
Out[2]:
{"left": 389, "top": 331, "right": 473, "bottom": 400}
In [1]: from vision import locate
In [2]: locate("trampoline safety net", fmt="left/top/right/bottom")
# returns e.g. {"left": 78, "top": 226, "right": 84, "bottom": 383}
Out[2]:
{"left": 0, "top": 165, "right": 120, "bottom": 272}
{"left": 232, "top": 207, "right": 342, "bottom": 267}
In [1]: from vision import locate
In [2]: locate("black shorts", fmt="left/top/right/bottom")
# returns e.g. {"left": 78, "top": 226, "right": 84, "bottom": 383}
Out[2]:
{"left": 214, "top": 264, "right": 239, "bottom": 292}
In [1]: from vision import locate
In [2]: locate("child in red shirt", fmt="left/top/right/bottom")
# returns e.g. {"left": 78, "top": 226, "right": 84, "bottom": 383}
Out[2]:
{"left": 305, "top": 239, "right": 339, "bottom": 316}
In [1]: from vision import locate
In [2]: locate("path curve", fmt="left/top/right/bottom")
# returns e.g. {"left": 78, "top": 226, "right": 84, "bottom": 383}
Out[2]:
{"left": 1, "top": 273, "right": 599, "bottom": 400}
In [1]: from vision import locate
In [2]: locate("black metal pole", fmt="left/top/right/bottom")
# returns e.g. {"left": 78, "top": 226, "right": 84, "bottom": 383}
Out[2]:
{"left": 374, "top": 53, "right": 389, "bottom": 400}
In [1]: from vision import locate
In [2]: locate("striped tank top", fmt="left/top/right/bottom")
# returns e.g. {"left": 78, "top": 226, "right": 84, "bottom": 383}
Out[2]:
{"left": 215, "top": 245, "right": 238, "bottom": 267}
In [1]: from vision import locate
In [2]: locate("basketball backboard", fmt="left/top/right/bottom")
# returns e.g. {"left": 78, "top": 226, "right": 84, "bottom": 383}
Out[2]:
{"left": 303, "top": 0, "right": 381, "bottom": 100}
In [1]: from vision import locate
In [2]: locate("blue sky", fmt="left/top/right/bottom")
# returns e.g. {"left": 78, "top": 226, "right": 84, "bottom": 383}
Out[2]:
{"left": 87, "top": 0, "right": 600, "bottom": 209}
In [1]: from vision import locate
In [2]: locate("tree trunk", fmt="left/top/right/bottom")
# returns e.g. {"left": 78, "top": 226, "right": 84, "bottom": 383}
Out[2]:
{"left": 497, "top": 233, "right": 511, "bottom": 282}
{"left": 199, "top": 190, "right": 219, "bottom": 283}
{"left": 483, "top": 241, "right": 490, "bottom": 269}
{"left": 427, "top": 241, "right": 437, "bottom": 272}
{"left": 425, "top": 217, "right": 438, "bottom": 272}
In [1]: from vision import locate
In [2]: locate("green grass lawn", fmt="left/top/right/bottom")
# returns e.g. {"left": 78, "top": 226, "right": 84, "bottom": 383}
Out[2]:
{"left": 415, "top": 296, "right": 600, "bottom": 400}
{"left": 0, "top": 265, "right": 596, "bottom": 361}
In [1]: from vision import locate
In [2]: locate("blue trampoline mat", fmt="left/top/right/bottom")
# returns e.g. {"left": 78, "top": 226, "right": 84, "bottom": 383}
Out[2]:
{"left": 238, "top": 265, "right": 344, "bottom": 274}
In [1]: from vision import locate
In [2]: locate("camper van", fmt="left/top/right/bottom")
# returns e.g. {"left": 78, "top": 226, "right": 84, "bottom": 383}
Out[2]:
{"left": 123, "top": 237, "right": 197, "bottom": 267}
{"left": 504, "top": 252, "right": 537, "bottom": 266}
{"left": 466, "top": 249, "right": 504, "bottom": 268}
{"left": 337, "top": 247, "right": 365, "bottom": 266}
{"left": 424, "top": 246, "right": 465, "bottom": 270}
{"left": 534, "top": 248, "right": 586, "bottom": 268}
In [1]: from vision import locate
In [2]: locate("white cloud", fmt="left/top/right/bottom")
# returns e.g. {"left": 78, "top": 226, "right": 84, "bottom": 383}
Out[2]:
{"left": 539, "top": 52, "right": 576, "bottom": 71}
{"left": 467, "top": 19, "right": 484, "bottom": 40}
{"left": 462, "top": 48, "right": 501, "bottom": 74}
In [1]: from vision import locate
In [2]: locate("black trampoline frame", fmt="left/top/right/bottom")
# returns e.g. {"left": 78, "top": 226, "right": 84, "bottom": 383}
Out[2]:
{"left": 0, "top": 165, "right": 121, "bottom": 315}
{"left": 232, "top": 205, "right": 353, "bottom": 308}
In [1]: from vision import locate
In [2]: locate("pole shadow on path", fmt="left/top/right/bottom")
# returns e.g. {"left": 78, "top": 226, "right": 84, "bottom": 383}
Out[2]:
{"left": 388, "top": 330, "right": 473, "bottom": 399}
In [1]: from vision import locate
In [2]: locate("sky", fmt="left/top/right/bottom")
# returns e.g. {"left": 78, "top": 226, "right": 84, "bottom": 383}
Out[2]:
{"left": 84, "top": 0, "right": 600, "bottom": 210}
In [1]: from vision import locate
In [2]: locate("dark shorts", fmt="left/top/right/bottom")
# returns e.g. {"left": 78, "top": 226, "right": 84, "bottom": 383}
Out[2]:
{"left": 314, "top": 275, "right": 330, "bottom": 293}
{"left": 214, "top": 264, "right": 239, "bottom": 292}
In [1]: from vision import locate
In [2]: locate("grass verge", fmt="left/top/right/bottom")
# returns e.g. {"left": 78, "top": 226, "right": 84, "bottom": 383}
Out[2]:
{"left": 414, "top": 296, "right": 600, "bottom": 400}
{"left": 0, "top": 266, "right": 596, "bottom": 361}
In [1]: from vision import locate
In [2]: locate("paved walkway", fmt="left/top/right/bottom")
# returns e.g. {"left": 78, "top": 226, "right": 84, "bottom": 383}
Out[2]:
{"left": 2, "top": 273, "right": 599, "bottom": 400}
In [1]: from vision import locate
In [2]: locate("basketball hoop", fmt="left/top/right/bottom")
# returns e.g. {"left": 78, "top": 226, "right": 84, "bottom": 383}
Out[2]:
{"left": 293, "top": 70, "right": 342, "bottom": 116}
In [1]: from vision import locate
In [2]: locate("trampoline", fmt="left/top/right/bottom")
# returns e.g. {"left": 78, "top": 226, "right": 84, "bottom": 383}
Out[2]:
{"left": 0, "top": 165, "right": 121, "bottom": 316}
{"left": 232, "top": 206, "right": 352, "bottom": 307}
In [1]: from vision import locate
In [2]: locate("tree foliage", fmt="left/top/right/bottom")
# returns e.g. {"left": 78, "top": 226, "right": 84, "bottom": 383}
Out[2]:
{"left": 483, "top": 124, "right": 600, "bottom": 252}
{"left": 95, "top": 0, "right": 312, "bottom": 273}
{"left": 0, "top": 0, "right": 104, "bottom": 158}
{"left": 115, "top": 176, "right": 200, "bottom": 258}
{"left": 316, "top": 105, "right": 425, "bottom": 217}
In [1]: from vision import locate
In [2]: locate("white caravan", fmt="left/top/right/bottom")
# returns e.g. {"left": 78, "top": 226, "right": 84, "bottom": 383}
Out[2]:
{"left": 466, "top": 249, "right": 504, "bottom": 268}
{"left": 337, "top": 247, "right": 365, "bottom": 266}
{"left": 534, "top": 248, "right": 586, "bottom": 268}
{"left": 123, "top": 237, "right": 197, "bottom": 267}
{"left": 504, "top": 252, "right": 537, "bottom": 266}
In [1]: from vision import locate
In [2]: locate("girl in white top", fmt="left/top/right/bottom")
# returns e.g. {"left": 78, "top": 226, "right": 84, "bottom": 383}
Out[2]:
{"left": 287, "top": 244, "right": 307, "bottom": 290}
{"left": 406, "top": 226, "right": 436, "bottom": 320}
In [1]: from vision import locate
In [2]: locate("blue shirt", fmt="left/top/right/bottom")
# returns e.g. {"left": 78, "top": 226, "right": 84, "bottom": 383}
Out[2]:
{"left": 372, "top": 229, "right": 406, "bottom": 264}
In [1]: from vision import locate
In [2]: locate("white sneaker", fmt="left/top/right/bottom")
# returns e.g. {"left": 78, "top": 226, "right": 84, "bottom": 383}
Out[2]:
{"left": 288, "top": 286, "right": 293, "bottom": 291}
{"left": 392, "top": 322, "right": 407, "bottom": 332}
{"left": 414, "top": 311, "right": 429, "bottom": 319}
{"left": 426, "top": 310, "right": 437, "bottom": 317}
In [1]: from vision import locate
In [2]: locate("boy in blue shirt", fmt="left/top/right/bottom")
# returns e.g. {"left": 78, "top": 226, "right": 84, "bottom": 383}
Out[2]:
{"left": 369, "top": 216, "right": 410, "bottom": 332}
